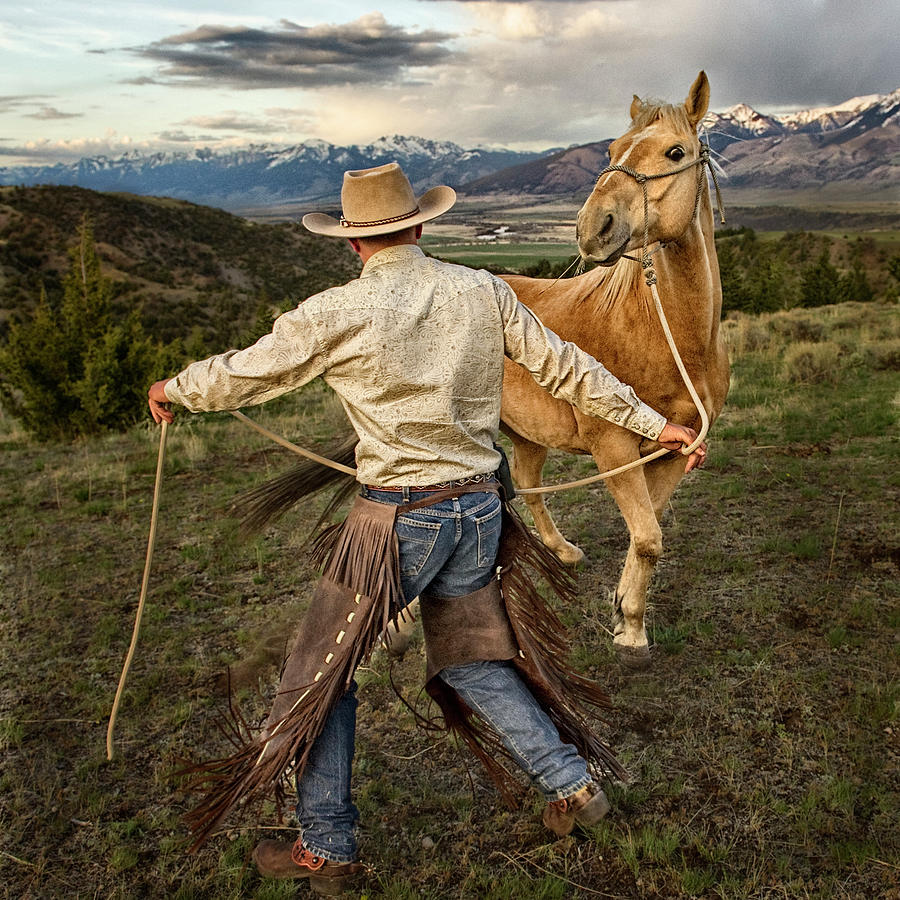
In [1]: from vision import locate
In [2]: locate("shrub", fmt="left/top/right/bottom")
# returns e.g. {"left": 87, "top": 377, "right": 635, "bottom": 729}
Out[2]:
{"left": 770, "top": 312, "right": 826, "bottom": 344}
{"left": 861, "top": 338, "right": 900, "bottom": 371}
{"left": 780, "top": 340, "right": 845, "bottom": 384}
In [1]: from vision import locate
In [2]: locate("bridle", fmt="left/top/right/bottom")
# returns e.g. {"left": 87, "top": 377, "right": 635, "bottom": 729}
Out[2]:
{"left": 592, "top": 142, "right": 725, "bottom": 287}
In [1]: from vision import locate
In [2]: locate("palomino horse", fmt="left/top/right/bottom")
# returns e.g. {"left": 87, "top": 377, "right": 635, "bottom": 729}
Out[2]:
{"left": 498, "top": 71, "right": 729, "bottom": 668}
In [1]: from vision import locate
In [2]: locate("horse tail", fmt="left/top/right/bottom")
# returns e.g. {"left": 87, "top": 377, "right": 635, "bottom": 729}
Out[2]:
{"left": 231, "top": 433, "right": 359, "bottom": 536}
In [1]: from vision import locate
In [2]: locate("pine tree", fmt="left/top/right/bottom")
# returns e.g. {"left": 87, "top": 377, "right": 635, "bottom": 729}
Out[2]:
{"left": 839, "top": 259, "right": 875, "bottom": 304}
{"left": 0, "top": 215, "right": 171, "bottom": 439}
{"left": 799, "top": 247, "right": 842, "bottom": 308}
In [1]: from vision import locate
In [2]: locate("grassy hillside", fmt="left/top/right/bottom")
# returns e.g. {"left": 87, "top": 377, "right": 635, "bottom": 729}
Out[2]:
{"left": 0, "top": 186, "right": 360, "bottom": 349}
{"left": 1, "top": 302, "right": 897, "bottom": 898}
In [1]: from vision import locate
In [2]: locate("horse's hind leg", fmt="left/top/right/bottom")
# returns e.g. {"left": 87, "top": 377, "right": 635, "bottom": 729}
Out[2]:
{"left": 382, "top": 597, "right": 420, "bottom": 657}
{"left": 508, "top": 433, "right": 585, "bottom": 565}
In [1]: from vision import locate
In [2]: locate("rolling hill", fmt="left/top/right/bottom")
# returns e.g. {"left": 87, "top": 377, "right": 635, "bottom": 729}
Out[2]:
{"left": 0, "top": 185, "right": 360, "bottom": 347}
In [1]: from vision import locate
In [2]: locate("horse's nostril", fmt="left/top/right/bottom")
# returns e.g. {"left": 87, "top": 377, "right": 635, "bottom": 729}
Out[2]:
{"left": 598, "top": 214, "right": 613, "bottom": 238}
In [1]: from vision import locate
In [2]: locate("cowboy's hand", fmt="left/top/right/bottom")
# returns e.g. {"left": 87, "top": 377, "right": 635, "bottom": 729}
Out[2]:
{"left": 658, "top": 421, "right": 707, "bottom": 473}
{"left": 148, "top": 379, "right": 174, "bottom": 425}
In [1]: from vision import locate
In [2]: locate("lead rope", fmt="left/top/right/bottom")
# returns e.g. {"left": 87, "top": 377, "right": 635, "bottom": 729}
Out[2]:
{"left": 218, "top": 266, "right": 710, "bottom": 497}
{"left": 106, "top": 420, "right": 168, "bottom": 760}
{"left": 106, "top": 275, "right": 708, "bottom": 755}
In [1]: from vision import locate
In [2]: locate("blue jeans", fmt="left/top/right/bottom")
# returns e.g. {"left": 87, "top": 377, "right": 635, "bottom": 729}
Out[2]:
{"left": 295, "top": 487, "right": 590, "bottom": 862}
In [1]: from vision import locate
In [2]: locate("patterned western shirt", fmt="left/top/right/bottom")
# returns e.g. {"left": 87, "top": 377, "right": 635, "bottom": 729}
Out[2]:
{"left": 165, "top": 244, "right": 666, "bottom": 486}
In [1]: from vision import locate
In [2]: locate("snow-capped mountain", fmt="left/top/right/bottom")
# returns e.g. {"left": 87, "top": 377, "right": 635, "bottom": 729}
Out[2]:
{"left": 0, "top": 136, "right": 546, "bottom": 212}
{"left": 701, "top": 89, "right": 900, "bottom": 151}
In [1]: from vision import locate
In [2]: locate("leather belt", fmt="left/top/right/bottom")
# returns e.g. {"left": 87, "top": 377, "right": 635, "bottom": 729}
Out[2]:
{"left": 364, "top": 472, "right": 497, "bottom": 492}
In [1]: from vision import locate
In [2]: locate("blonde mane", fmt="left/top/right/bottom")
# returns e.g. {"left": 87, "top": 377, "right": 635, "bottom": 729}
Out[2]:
{"left": 627, "top": 99, "right": 694, "bottom": 137}
{"left": 574, "top": 259, "right": 649, "bottom": 319}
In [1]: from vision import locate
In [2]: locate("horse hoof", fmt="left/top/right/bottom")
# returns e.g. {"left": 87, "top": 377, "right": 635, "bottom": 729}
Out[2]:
{"left": 614, "top": 643, "right": 652, "bottom": 671}
{"left": 554, "top": 543, "right": 585, "bottom": 565}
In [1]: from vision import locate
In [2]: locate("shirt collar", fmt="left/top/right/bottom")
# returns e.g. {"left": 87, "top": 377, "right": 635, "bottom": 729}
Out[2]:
{"left": 361, "top": 243, "right": 426, "bottom": 276}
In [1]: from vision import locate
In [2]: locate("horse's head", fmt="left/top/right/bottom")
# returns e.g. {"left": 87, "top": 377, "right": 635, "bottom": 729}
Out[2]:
{"left": 576, "top": 71, "right": 710, "bottom": 266}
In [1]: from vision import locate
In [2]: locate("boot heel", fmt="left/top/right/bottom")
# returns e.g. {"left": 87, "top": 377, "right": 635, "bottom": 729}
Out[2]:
{"left": 310, "top": 874, "right": 352, "bottom": 896}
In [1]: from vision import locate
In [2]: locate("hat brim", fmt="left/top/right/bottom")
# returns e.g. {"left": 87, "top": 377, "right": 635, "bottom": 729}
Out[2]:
{"left": 302, "top": 185, "right": 456, "bottom": 238}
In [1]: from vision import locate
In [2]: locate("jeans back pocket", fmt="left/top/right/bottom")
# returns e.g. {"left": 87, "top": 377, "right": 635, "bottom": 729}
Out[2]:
{"left": 396, "top": 515, "right": 443, "bottom": 577}
{"left": 474, "top": 497, "right": 502, "bottom": 567}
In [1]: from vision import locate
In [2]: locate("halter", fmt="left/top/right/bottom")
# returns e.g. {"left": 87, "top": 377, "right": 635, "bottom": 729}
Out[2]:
{"left": 593, "top": 142, "right": 725, "bottom": 286}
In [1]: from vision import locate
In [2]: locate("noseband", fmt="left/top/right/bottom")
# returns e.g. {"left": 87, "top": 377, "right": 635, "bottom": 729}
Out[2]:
{"left": 593, "top": 142, "right": 725, "bottom": 286}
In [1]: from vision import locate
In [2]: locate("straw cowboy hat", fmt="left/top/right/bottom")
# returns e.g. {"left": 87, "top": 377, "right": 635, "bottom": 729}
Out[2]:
{"left": 302, "top": 162, "right": 456, "bottom": 238}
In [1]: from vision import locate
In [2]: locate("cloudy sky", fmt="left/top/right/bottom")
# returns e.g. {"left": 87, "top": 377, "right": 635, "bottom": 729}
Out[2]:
{"left": 2, "top": 0, "right": 897, "bottom": 165}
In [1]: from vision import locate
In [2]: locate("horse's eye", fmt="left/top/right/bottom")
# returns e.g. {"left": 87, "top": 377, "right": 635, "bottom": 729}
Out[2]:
{"left": 666, "top": 146, "right": 685, "bottom": 162}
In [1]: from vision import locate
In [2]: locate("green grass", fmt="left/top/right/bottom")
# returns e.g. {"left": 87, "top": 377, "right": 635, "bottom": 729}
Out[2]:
{"left": 421, "top": 238, "right": 578, "bottom": 271}
{"left": 2, "top": 301, "right": 899, "bottom": 897}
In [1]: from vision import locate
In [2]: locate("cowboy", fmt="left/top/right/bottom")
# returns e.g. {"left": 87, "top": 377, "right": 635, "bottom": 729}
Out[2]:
{"left": 148, "top": 162, "right": 705, "bottom": 894}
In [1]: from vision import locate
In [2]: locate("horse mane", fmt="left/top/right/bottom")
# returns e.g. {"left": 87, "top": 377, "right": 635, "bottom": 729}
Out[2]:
{"left": 572, "top": 258, "right": 649, "bottom": 319}
{"left": 628, "top": 99, "right": 693, "bottom": 137}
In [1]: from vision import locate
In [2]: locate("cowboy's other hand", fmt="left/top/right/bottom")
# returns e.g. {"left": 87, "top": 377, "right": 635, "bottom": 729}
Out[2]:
{"left": 148, "top": 379, "right": 174, "bottom": 425}
{"left": 658, "top": 421, "right": 707, "bottom": 473}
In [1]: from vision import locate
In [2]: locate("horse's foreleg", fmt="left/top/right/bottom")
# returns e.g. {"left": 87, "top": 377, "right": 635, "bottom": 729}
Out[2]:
{"left": 601, "top": 464, "right": 662, "bottom": 669}
{"left": 509, "top": 435, "right": 585, "bottom": 565}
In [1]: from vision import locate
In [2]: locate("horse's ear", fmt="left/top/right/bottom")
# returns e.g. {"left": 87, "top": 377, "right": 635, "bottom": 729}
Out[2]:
{"left": 684, "top": 70, "right": 710, "bottom": 127}
{"left": 630, "top": 94, "right": 642, "bottom": 122}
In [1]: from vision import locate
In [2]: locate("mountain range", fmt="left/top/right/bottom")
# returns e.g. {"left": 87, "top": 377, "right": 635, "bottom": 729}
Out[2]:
{"left": 0, "top": 137, "right": 547, "bottom": 214}
{"left": 0, "top": 90, "right": 897, "bottom": 211}
{"left": 462, "top": 89, "right": 900, "bottom": 198}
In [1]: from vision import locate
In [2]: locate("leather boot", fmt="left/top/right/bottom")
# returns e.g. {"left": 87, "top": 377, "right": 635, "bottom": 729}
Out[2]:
{"left": 542, "top": 783, "right": 610, "bottom": 837}
{"left": 252, "top": 838, "right": 364, "bottom": 896}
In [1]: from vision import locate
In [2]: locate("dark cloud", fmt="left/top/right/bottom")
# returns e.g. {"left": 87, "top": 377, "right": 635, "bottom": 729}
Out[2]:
{"left": 176, "top": 114, "right": 287, "bottom": 133}
{"left": 130, "top": 15, "right": 457, "bottom": 89}
{"left": 120, "top": 76, "right": 160, "bottom": 86}
{"left": 26, "top": 106, "right": 83, "bottom": 120}
{"left": 0, "top": 95, "right": 51, "bottom": 114}
{"left": 614, "top": 0, "right": 899, "bottom": 111}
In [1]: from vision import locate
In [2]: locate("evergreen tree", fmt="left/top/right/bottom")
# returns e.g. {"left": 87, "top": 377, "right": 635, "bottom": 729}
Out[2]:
{"left": 799, "top": 247, "right": 842, "bottom": 307}
{"left": 0, "top": 286, "right": 76, "bottom": 439}
{"left": 839, "top": 259, "right": 875, "bottom": 304}
{"left": 0, "top": 216, "right": 170, "bottom": 439}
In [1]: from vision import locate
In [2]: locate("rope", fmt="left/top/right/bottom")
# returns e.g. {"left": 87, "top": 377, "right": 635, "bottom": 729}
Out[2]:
{"left": 229, "top": 409, "right": 356, "bottom": 475}
{"left": 516, "top": 279, "right": 708, "bottom": 495}
{"left": 225, "top": 275, "right": 709, "bottom": 495}
{"left": 510, "top": 142, "right": 720, "bottom": 494}
{"left": 106, "top": 420, "right": 168, "bottom": 760}
{"left": 105, "top": 138, "right": 720, "bottom": 756}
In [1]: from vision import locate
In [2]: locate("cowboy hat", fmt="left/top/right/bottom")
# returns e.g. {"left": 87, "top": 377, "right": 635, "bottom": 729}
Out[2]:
{"left": 302, "top": 162, "right": 456, "bottom": 238}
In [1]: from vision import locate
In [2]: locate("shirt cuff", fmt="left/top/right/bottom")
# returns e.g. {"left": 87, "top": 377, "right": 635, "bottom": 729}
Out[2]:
{"left": 622, "top": 404, "right": 667, "bottom": 440}
{"left": 163, "top": 375, "right": 196, "bottom": 411}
